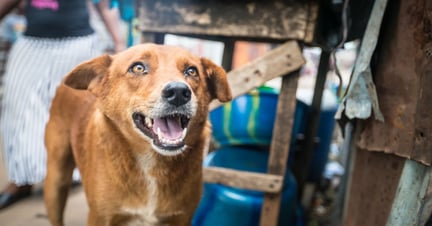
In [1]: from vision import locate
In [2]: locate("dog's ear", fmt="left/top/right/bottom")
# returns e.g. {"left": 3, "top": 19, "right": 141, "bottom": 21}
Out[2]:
{"left": 201, "top": 58, "right": 232, "bottom": 102}
{"left": 64, "top": 54, "right": 112, "bottom": 90}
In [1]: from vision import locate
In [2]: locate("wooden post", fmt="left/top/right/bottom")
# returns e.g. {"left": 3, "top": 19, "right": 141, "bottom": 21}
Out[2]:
{"left": 260, "top": 71, "right": 299, "bottom": 226}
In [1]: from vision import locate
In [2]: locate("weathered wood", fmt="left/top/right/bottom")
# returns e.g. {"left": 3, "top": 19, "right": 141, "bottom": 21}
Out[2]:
{"left": 203, "top": 166, "right": 284, "bottom": 193}
{"left": 138, "top": 0, "right": 318, "bottom": 43}
{"left": 210, "top": 40, "right": 305, "bottom": 110}
{"left": 303, "top": 2, "right": 319, "bottom": 43}
{"left": 387, "top": 160, "right": 432, "bottom": 226}
{"left": 260, "top": 72, "right": 299, "bottom": 226}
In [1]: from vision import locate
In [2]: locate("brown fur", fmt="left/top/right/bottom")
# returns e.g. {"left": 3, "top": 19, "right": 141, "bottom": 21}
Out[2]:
{"left": 44, "top": 44, "right": 232, "bottom": 226}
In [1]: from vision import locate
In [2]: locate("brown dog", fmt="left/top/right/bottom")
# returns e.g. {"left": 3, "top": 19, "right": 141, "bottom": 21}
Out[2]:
{"left": 44, "top": 43, "right": 232, "bottom": 226}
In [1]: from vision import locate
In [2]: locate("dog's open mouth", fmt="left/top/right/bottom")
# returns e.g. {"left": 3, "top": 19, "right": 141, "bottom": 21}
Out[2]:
{"left": 132, "top": 112, "right": 190, "bottom": 151}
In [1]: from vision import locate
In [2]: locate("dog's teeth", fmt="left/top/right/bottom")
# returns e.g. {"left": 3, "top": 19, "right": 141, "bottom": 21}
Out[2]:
{"left": 182, "top": 128, "right": 187, "bottom": 139}
{"left": 145, "top": 117, "right": 152, "bottom": 128}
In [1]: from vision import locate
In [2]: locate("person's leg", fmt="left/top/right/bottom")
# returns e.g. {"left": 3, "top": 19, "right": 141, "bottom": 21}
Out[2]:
{"left": 0, "top": 37, "right": 52, "bottom": 209}
{"left": 0, "top": 35, "right": 101, "bottom": 210}
{"left": 0, "top": 183, "right": 32, "bottom": 209}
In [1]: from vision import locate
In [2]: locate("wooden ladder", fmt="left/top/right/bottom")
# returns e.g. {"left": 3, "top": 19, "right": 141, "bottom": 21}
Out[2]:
{"left": 137, "top": 1, "right": 315, "bottom": 224}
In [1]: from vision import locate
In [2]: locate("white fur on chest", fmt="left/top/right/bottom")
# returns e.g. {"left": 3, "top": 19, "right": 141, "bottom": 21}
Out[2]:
{"left": 123, "top": 153, "right": 184, "bottom": 225}
{"left": 121, "top": 206, "right": 158, "bottom": 226}
{"left": 124, "top": 154, "right": 159, "bottom": 221}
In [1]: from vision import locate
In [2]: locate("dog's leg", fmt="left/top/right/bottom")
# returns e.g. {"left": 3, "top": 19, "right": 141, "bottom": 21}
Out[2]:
{"left": 88, "top": 210, "right": 106, "bottom": 226}
{"left": 44, "top": 121, "right": 75, "bottom": 226}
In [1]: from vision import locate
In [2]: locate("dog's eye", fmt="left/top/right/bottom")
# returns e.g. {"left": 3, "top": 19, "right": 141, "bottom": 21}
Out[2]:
{"left": 129, "top": 63, "right": 148, "bottom": 75}
{"left": 184, "top": 67, "right": 198, "bottom": 77}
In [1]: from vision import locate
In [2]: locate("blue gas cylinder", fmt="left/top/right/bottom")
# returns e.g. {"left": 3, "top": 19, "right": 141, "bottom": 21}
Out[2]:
{"left": 210, "top": 86, "right": 339, "bottom": 183}
{"left": 209, "top": 87, "right": 279, "bottom": 147}
{"left": 193, "top": 147, "right": 302, "bottom": 226}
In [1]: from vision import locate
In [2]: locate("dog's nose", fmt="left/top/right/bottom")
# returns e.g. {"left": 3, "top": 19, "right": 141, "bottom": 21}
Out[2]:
{"left": 162, "top": 82, "right": 191, "bottom": 107}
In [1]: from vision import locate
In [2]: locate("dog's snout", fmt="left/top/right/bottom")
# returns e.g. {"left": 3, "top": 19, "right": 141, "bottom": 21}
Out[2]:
{"left": 162, "top": 82, "right": 191, "bottom": 107}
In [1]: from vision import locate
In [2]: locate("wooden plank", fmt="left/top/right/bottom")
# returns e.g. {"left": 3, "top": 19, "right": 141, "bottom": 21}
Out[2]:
{"left": 203, "top": 167, "right": 283, "bottom": 193}
{"left": 303, "top": 2, "right": 319, "bottom": 43}
{"left": 260, "top": 72, "right": 299, "bottom": 226}
{"left": 210, "top": 40, "right": 305, "bottom": 110}
{"left": 387, "top": 160, "right": 432, "bottom": 226}
{"left": 137, "top": 0, "right": 318, "bottom": 43}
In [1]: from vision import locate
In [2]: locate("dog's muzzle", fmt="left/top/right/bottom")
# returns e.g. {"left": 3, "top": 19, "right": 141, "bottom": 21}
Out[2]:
{"left": 132, "top": 82, "right": 195, "bottom": 155}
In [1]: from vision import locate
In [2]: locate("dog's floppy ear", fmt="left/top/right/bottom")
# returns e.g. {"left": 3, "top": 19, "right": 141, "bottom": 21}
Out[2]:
{"left": 201, "top": 58, "right": 232, "bottom": 102}
{"left": 64, "top": 54, "right": 112, "bottom": 90}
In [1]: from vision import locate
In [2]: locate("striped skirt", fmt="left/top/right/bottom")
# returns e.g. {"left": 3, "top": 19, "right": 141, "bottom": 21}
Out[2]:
{"left": 1, "top": 34, "right": 102, "bottom": 185}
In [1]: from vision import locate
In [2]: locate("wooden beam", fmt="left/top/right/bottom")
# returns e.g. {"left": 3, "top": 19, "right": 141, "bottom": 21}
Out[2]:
{"left": 260, "top": 71, "right": 299, "bottom": 226}
{"left": 203, "top": 166, "right": 283, "bottom": 193}
{"left": 138, "top": 0, "right": 318, "bottom": 43}
{"left": 210, "top": 40, "right": 305, "bottom": 110}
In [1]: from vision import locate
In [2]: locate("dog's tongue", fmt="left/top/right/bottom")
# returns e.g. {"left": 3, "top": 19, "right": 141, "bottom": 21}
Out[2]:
{"left": 153, "top": 117, "right": 183, "bottom": 140}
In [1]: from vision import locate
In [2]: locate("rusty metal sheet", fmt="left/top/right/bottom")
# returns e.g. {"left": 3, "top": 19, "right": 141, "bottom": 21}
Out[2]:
{"left": 344, "top": 148, "right": 405, "bottom": 226}
{"left": 336, "top": 0, "right": 387, "bottom": 121}
{"left": 357, "top": 0, "right": 432, "bottom": 165}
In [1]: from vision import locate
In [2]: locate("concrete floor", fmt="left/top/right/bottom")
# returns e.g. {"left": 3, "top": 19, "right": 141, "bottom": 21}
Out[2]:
{"left": 0, "top": 144, "right": 88, "bottom": 226}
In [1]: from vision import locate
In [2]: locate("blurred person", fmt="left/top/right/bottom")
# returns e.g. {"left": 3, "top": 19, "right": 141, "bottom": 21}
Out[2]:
{"left": 0, "top": 0, "right": 25, "bottom": 97}
{"left": 0, "top": 0, "right": 25, "bottom": 44}
{"left": 0, "top": 0, "right": 125, "bottom": 210}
